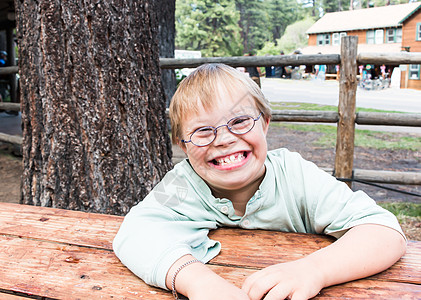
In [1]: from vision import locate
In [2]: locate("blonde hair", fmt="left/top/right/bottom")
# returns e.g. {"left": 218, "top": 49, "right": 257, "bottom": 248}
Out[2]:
{"left": 169, "top": 63, "right": 271, "bottom": 144}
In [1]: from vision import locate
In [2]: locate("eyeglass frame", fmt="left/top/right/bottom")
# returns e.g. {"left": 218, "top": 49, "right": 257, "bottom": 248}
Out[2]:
{"left": 181, "top": 112, "right": 263, "bottom": 147}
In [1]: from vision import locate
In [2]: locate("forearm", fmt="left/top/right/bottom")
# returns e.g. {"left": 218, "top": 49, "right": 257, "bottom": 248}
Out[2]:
{"left": 166, "top": 255, "right": 248, "bottom": 299}
{"left": 308, "top": 224, "right": 406, "bottom": 288}
{"left": 165, "top": 255, "right": 206, "bottom": 296}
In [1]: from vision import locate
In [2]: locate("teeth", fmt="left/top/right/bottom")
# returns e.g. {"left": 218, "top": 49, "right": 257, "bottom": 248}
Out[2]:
{"left": 216, "top": 153, "right": 245, "bottom": 165}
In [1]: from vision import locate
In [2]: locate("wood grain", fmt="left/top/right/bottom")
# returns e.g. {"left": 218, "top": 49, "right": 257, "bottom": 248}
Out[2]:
{"left": 0, "top": 203, "right": 420, "bottom": 299}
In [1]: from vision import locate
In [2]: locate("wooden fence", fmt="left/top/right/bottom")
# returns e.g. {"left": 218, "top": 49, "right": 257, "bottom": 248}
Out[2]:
{"left": 1, "top": 36, "right": 421, "bottom": 187}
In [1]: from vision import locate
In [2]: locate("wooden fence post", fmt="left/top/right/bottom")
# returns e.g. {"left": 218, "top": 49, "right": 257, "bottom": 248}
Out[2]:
{"left": 335, "top": 36, "right": 358, "bottom": 187}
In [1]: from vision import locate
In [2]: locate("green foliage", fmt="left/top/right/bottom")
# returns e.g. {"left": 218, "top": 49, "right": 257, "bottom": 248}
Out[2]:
{"left": 175, "top": 0, "right": 243, "bottom": 57}
{"left": 322, "top": 0, "right": 350, "bottom": 13}
{"left": 175, "top": 0, "right": 311, "bottom": 57}
{"left": 256, "top": 42, "right": 281, "bottom": 56}
{"left": 266, "top": 0, "right": 301, "bottom": 41}
{"left": 277, "top": 18, "right": 315, "bottom": 54}
{"left": 235, "top": 0, "right": 272, "bottom": 53}
{"left": 174, "top": 0, "right": 405, "bottom": 57}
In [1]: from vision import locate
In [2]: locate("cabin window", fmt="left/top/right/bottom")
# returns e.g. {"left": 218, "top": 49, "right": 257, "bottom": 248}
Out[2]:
{"left": 386, "top": 29, "right": 394, "bottom": 43}
{"left": 417, "top": 23, "right": 421, "bottom": 41}
{"left": 317, "top": 34, "right": 331, "bottom": 46}
{"left": 386, "top": 28, "right": 401, "bottom": 43}
{"left": 395, "top": 28, "right": 402, "bottom": 43}
{"left": 409, "top": 65, "right": 420, "bottom": 80}
{"left": 366, "top": 30, "right": 375, "bottom": 44}
{"left": 332, "top": 32, "right": 347, "bottom": 45}
{"left": 332, "top": 33, "right": 339, "bottom": 45}
{"left": 367, "top": 29, "right": 384, "bottom": 44}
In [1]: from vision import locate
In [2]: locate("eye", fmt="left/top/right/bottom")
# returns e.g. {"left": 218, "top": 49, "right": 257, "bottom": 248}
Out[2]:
{"left": 230, "top": 116, "right": 252, "bottom": 129}
{"left": 193, "top": 127, "right": 214, "bottom": 138}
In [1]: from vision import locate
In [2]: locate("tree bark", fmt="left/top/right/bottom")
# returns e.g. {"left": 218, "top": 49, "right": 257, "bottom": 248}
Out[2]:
{"left": 156, "top": 0, "right": 176, "bottom": 107}
{"left": 15, "top": 0, "right": 173, "bottom": 215}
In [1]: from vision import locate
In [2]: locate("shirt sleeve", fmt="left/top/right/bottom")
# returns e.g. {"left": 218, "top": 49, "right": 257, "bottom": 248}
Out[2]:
{"left": 112, "top": 166, "right": 221, "bottom": 289}
{"left": 284, "top": 151, "right": 405, "bottom": 239}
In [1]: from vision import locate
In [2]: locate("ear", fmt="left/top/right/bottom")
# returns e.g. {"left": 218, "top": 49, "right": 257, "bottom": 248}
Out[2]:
{"left": 177, "top": 140, "right": 188, "bottom": 155}
{"left": 262, "top": 117, "right": 270, "bottom": 136}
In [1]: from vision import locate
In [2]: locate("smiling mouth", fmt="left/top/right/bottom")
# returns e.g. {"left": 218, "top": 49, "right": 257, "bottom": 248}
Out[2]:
{"left": 211, "top": 151, "right": 248, "bottom": 166}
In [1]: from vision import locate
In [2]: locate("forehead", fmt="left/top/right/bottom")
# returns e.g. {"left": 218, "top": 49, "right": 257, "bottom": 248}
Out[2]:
{"left": 186, "top": 85, "right": 258, "bottom": 122}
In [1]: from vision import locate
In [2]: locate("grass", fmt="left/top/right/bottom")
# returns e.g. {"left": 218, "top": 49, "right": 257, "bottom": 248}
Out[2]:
{"left": 378, "top": 202, "right": 421, "bottom": 218}
{"left": 269, "top": 102, "right": 421, "bottom": 151}
{"left": 270, "top": 102, "right": 405, "bottom": 114}
{"left": 270, "top": 122, "right": 421, "bottom": 151}
{"left": 378, "top": 202, "right": 421, "bottom": 231}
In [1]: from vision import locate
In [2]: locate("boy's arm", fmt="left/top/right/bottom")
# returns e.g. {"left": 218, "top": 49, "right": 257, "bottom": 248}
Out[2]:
{"left": 165, "top": 254, "right": 249, "bottom": 300}
{"left": 242, "top": 224, "right": 406, "bottom": 300}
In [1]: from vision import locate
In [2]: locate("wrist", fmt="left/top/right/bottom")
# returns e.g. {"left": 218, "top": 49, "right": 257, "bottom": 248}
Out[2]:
{"left": 171, "top": 259, "right": 202, "bottom": 299}
{"left": 304, "top": 251, "right": 332, "bottom": 289}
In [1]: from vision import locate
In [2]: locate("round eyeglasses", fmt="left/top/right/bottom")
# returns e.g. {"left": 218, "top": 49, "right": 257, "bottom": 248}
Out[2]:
{"left": 181, "top": 112, "right": 263, "bottom": 147}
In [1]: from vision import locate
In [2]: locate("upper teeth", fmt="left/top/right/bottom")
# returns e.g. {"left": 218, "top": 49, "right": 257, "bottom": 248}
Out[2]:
{"left": 217, "top": 153, "right": 244, "bottom": 165}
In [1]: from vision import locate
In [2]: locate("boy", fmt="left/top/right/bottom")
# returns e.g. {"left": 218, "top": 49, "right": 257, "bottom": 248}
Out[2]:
{"left": 113, "top": 63, "right": 406, "bottom": 300}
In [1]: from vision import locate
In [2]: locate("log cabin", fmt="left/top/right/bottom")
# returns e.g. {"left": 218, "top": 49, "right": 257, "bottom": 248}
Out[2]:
{"left": 303, "top": 2, "right": 421, "bottom": 90}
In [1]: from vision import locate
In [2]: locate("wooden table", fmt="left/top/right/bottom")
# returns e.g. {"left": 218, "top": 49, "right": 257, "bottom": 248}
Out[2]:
{"left": 0, "top": 202, "right": 420, "bottom": 299}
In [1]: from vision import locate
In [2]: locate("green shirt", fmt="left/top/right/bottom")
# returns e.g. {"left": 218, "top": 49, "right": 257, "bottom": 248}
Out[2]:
{"left": 113, "top": 148, "right": 404, "bottom": 289}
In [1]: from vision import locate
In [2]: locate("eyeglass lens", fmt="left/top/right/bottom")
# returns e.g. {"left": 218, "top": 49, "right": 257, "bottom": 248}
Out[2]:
{"left": 191, "top": 115, "right": 256, "bottom": 146}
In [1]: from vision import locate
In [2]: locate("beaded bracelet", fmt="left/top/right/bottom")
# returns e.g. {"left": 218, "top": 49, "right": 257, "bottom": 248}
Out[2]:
{"left": 171, "top": 259, "right": 202, "bottom": 300}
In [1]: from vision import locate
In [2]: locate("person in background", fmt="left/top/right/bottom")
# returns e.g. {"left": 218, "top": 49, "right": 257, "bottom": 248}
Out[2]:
{"left": 314, "top": 52, "right": 326, "bottom": 81}
{"left": 245, "top": 52, "right": 263, "bottom": 88}
{"left": 0, "top": 51, "right": 7, "bottom": 67}
{"left": 274, "top": 51, "right": 287, "bottom": 78}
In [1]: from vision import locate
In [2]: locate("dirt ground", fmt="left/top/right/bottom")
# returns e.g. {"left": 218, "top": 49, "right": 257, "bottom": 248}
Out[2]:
{"left": 1, "top": 125, "right": 420, "bottom": 240}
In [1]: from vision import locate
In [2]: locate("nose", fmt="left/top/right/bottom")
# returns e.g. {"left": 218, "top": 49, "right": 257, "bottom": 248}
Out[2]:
{"left": 212, "top": 124, "right": 237, "bottom": 146}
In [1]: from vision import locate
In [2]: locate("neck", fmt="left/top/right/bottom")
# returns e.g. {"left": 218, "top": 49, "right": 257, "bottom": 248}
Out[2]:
{"left": 210, "top": 171, "right": 265, "bottom": 217}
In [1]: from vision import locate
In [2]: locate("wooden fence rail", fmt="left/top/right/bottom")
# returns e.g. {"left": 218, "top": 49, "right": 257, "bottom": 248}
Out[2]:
{"left": 1, "top": 36, "right": 420, "bottom": 187}
{"left": 2, "top": 103, "right": 421, "bottom": 127}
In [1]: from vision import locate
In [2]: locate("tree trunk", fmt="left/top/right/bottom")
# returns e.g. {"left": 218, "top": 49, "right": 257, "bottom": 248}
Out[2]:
{"left": 156, "top": 0, "right": 176, "bottom": 107}
{"left": 15, "top": 0, "right": 173, "bottom": 215}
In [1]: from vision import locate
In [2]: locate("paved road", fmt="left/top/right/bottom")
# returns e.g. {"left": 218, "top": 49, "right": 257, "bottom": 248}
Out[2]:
{"left": 261, "top": 78, "right": 421, "bottom": 134}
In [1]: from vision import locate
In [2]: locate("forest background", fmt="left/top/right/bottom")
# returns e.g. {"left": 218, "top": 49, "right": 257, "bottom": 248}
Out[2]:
{"left": 175, "top": 0, "right": 416, "bottom": 57}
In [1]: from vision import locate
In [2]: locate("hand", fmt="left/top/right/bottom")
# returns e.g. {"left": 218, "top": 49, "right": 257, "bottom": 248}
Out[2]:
{"left": 242, "top": 259, "right": 324, "bottom": 300}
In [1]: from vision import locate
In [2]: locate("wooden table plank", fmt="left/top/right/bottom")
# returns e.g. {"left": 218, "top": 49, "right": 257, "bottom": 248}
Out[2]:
{"left": 1, "top": 203, "right": 420, "bottom": 285}
{"left": 0, "top": 235, "right": 420, "bottom": 300}
{"left": 0, "top": 202, "right": 120, "bottom": 249}
{"left": 1, "top": 203, "right": 420, "bottom": 299}
{"left": 209, "top": 228, "right": 421, "bottom": 286}
{"left": 0, "top": 235, "right": 172, "bottom": 299}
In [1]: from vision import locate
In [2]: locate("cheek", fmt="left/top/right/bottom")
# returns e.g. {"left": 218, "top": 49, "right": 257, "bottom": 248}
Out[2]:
{"left": 186, "top": 146, "right": 207, "bottom": 162}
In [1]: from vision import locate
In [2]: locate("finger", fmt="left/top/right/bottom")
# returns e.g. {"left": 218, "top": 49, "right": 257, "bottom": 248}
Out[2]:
{"left": 241, "top": 269, "right": 262, "bottom": 294}
{"left": 266, "top": 285, "right": 315, "bottom": 300}
{"left": 262, "top": 282, "right": 292, "bottom": 300}
{"left": 243, "top": 274, "right": 279, "bottom": 300}
{"left": 242, "top": 264, "right": 277, "bottom": 292}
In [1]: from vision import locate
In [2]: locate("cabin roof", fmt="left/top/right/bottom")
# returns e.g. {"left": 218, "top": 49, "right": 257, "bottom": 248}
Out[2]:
{"left": 306, "top": 2, "right": 421, "bottom": 34}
